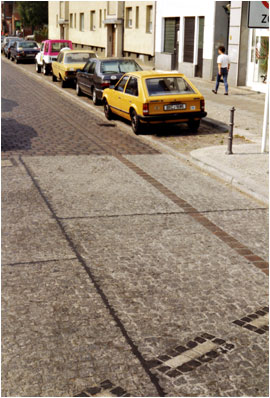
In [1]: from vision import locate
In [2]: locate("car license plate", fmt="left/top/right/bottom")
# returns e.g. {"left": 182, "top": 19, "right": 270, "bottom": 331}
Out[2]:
{"left": 164, "top": 104, "right": 186, "bottom": 111}
{"left": 26, "top": 53, "right": 34, "bottom": 56}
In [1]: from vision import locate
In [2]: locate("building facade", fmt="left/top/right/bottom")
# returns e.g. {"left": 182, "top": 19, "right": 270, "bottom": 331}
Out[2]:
{"left": 48, "top": 1, "right": 155, "bottom": 63}
{"left": 155, "top": 1, "right": 230, "bottom": 80}
{"left": 48, "top": 1, "right": 269, "bottom": 92}
{"left": 1, "top": 1, "right": 22, "bottom": 36}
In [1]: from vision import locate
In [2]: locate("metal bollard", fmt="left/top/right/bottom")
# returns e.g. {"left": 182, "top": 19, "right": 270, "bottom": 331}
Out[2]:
{"left": 226, "top": 106, "right": 235, "bottom": 155}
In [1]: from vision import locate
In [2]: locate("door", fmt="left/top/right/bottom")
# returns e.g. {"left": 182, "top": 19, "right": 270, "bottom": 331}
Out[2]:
{"left": 164, "top": 17, "right": 180, "bottom": 70}
{"left": 110, "top": 75, "right": 129, "bottom": 116}
{"left": 122, "top": 76, "right": 139, "bottom": 118}
{"left": 84, "top": 61, "right": 96, "bottom": 94}
{"left": 195, "top": 17, "right": 204, "bottom": 77}
{"left": 111, "top": 25, "right": 116, "bottom": 57}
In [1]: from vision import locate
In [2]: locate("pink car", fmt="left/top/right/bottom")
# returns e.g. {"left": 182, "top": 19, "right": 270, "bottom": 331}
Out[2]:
{"left": 35, "top": 39, "right": 73, "bottom": 75}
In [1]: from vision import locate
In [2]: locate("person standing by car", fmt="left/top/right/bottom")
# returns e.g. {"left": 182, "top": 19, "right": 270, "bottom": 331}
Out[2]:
{"left": 212, "top": 46, "right": 230, "bottom": 95}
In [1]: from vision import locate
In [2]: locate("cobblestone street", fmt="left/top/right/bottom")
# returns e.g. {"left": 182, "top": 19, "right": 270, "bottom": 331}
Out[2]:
{"left": 1, "top": 57, "right": 269, "bottom": 397}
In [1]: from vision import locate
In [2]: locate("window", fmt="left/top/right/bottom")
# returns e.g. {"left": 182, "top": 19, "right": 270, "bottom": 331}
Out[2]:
{"left": 80, "top": 13, "right": 84, "bottom": 31}
{"left": 125, "top": 77, "right": 139, "bottom": 96}
{"left": 136, "top": 7, "right": 139, "bottom": 29}
{"left": 83, "top": 61, "right": 92, "bottom": 73}
{"left": 126, "top": 7, "right": 132, "bottom": 28}
{"left": 40, "top": 43, "right": 44, "bottom": 51}
{"left": 146, "top": 5, "right": 153, "bottom": 33}
{"left": 57, "top": 52, "right": 64, "bottom": 63}
{"left": 56, "top": 14, "right": 58, "bottom": 27}
{"left": 100, "top": 60, "right": 142, "bottom": 73}
{"left": 184, "top": 17, "right": 195, "bottom": 63}
{"left": 99, "top": 9, "right": 102, "bottom": 28}
{"left": 115, "top": 75, "right": 129, "bottom": 92}
{"left": 88, "top": 61, "right": 96, "bottom": 74}
{"left": 64, "top": 52, "right": 95, "bottom": 64}
{"left": 164, "top": 18, "right": 176, "bottom": 53}
{"left": 70, "top": 13, "right": 73, "bottom": 28}
{"left": 51, "top": 41, "right": 71, "bottom": 52}
{"left": 74, "top": 13, "right": 76, "bottom": 28}
{"left": 44, "top": 42, "right": 49, "bottom": 53}
{"left": 104, "top": 9, "right": 106, "bottom": 20}
{"left": 90, "top": 10, "right": 96, "bottom": 30}
{"left": 146, "top": 77, "right": 195, "bottom": 96}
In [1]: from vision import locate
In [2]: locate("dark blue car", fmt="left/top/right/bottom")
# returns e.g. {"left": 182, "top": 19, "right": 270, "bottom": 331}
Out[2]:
{"left": 10, "top": 40, "right": 40, "bottom": 63}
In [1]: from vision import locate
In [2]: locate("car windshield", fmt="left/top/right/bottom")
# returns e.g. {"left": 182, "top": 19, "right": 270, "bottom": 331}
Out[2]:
{"left": 51, "top": 42, "right": 71, "bottom": 52}
{"left": 100, "top": 60, "right": 142, "bottom": 74}
{"left": 19, "top": 41, "right": 39, "bottom": 48}
{"left": 146, "top": 77, "right": 195, "bottom": 96}
{"left": 64, "top": 52, "right": 96, "bottom": 63}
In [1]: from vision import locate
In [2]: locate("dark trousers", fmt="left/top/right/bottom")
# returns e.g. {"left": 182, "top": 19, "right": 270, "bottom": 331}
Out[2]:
{"left": 215, "top": 67, "right": 228, "bottom": 93}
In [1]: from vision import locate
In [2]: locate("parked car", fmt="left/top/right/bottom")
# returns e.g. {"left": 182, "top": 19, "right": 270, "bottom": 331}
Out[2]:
{"left": 10, "top": 40, "right": 40, "bottom": 63}
{"left": 51, "top": 49, "right": 97, "bottom": 88}
{"left": 102, "top": 71, "right": 207, "bottom": 134}
{"left": 76, "top": 57, "right": 142, "bottom": 105}
{"left": 35, "top": 39, "right": 73, "bottom": 75}
{"left": 2, "top": 36, "right": 14, "bottom": 53}
{"left": 4, "top": 37, "right": 23, "bottom": 58}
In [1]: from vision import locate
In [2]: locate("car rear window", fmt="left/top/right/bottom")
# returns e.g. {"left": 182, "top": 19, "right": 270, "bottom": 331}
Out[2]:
{"left": 64, "top": 52, "right": 96, "bottom": 63}
{"left": 19, "top": 41, "right": 39, "bottom": 48}
{"left": 146, "top": 77, "right": 195, "bottom": 96}
{"left": 51, "top": 42, "right": 71, "bottom": 52}
{"left": 101, "top": 60, "right": 142, "bottom": 74}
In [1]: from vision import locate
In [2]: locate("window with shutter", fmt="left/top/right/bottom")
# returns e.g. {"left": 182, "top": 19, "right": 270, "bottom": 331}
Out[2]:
{"left": 184, "top": 17, "right": 195, "bottom": 63}
{"left": 164, "top": 18, "right": 176, "bottom": 53}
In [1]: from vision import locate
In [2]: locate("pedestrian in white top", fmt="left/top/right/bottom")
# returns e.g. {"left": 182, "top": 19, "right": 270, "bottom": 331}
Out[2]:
{"left": 212, "top": 46, "right": 230, "bottom": 95}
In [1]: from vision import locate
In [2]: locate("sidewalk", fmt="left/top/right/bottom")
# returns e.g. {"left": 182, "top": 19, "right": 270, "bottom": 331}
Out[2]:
{"left": 190, "top": 143, "right": 269, "bottom": 206}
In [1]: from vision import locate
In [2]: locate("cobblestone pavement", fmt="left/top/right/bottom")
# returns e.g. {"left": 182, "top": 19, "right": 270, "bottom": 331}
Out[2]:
{"left": 1, "top": 58, "right": 269, "bottom": 397}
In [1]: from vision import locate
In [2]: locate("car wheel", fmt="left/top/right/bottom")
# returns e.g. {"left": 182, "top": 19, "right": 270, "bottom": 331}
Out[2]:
{"left": 76, "top": 82, "right": 82, "bottom": 96}
{"left": 92, "top": 88, "right": 99, "bottom": 105}
{"left": 7, "top": 53, "right": 10, "bottom": 59}
{"left": 104, "top": 99, "right": 113, "bottom": 120}
{"left": 61, "top": 77, "right": 67, "bottom": 88}
{"left": 130, "top": 109, "right": 142, "bottom": 135}
{"left": 43, "top": 63, "right": 48, "bottom": 75}
{"left": 15, "top": 57, "right": 19, "bottom": 64}
{"left": 10, "top": 55, "right": 14, "bottom": 61}
{"left": 188, "top": 119, "right": 200, "bottom": 132}
{"left": 36, "top": 62, "right": 41, "bottom": 73}
{"left": 52, "top": 72, "right": 57, "bottom": 82}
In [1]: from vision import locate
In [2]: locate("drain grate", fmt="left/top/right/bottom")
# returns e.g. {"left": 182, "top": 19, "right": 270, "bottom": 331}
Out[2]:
{"left": 146, "top": 333, "right": 234, "bottom": 378}
{"left": 74, "top": 380, "right": 130, "bottom": 397}
{"left": 233, "top": 306, "right": 269, "bottom": 334}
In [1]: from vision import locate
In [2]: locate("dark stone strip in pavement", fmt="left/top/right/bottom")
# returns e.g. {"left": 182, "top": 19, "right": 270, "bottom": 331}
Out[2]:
{"left": 19, "top": 156, "right": 166, "bottom": 398}
{"left": 2, "top": 257, "right": 78, "bottom": 267}
{"left": 114, "top": 155, "right": 268, "bottom": 276}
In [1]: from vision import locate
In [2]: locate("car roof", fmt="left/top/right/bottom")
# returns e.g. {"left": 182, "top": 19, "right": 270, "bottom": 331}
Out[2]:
{"left": 42, "top": 39, "right": 72, "bottom": 43}
{"left": 122, "top": 71, "right": 185, "bottom": 78}
{"left": 96, "top": 57, "right": 139, "bottom": 62}
{"left": 61, "top": 49, "right": 96, "bottom": 54}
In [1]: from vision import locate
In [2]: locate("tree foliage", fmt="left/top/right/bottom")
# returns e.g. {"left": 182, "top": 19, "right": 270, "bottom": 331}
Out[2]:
{"left": 17, "top": 1, "right": 48, "bottom": 29}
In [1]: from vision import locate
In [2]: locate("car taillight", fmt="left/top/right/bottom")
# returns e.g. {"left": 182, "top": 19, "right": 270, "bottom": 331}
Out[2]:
{"left": 101, "top": 80, "right": 110, "bottom": 88}
{"left": 143, "top": 103, "right": 149, "bottom": 116}
{"left": 200, "top": 99, "right": 205, "bottom": 111}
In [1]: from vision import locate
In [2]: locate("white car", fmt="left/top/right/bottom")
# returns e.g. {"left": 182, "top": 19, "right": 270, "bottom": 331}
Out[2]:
{"left": 35, "top": 39, "right": 73, "bottom": 75}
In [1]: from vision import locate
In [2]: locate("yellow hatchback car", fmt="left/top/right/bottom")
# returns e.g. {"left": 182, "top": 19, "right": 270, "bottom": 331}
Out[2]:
{"left": 52, "top": 49, "right": 97, "bottom": 87}
{"left": 102, "top": 71, "right": 207, "bottom": 134}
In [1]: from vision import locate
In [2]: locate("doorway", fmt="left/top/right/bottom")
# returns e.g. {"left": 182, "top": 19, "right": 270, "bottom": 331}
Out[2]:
{"left": 195, "top": 17, "right": 205, "bottom": 77}
{"left": 111, "top": 25, "right": 116, "bottom": 57}
{"left": 164, "top": 17, "right": 180, "bottom": 70}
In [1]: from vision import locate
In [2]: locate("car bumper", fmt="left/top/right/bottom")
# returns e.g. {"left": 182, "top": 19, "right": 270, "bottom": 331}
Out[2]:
{"left": 138, "top": 111, "right": 207, "bottom": 122}
{"left": 17, "top": 55, "right": 37, "bottom": 61}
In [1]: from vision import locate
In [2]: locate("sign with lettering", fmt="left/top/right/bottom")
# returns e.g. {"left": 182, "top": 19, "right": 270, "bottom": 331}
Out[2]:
{"left": 248, "top": 1, "right": 269, "bottom": 28}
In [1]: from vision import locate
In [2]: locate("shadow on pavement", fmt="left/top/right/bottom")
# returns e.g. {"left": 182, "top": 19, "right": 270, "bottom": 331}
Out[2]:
{"left": 1, "top": 118, "right": 37, "bottom": 152}
{"left": 1, "top": 98, "right": 18, "bottom": 113}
